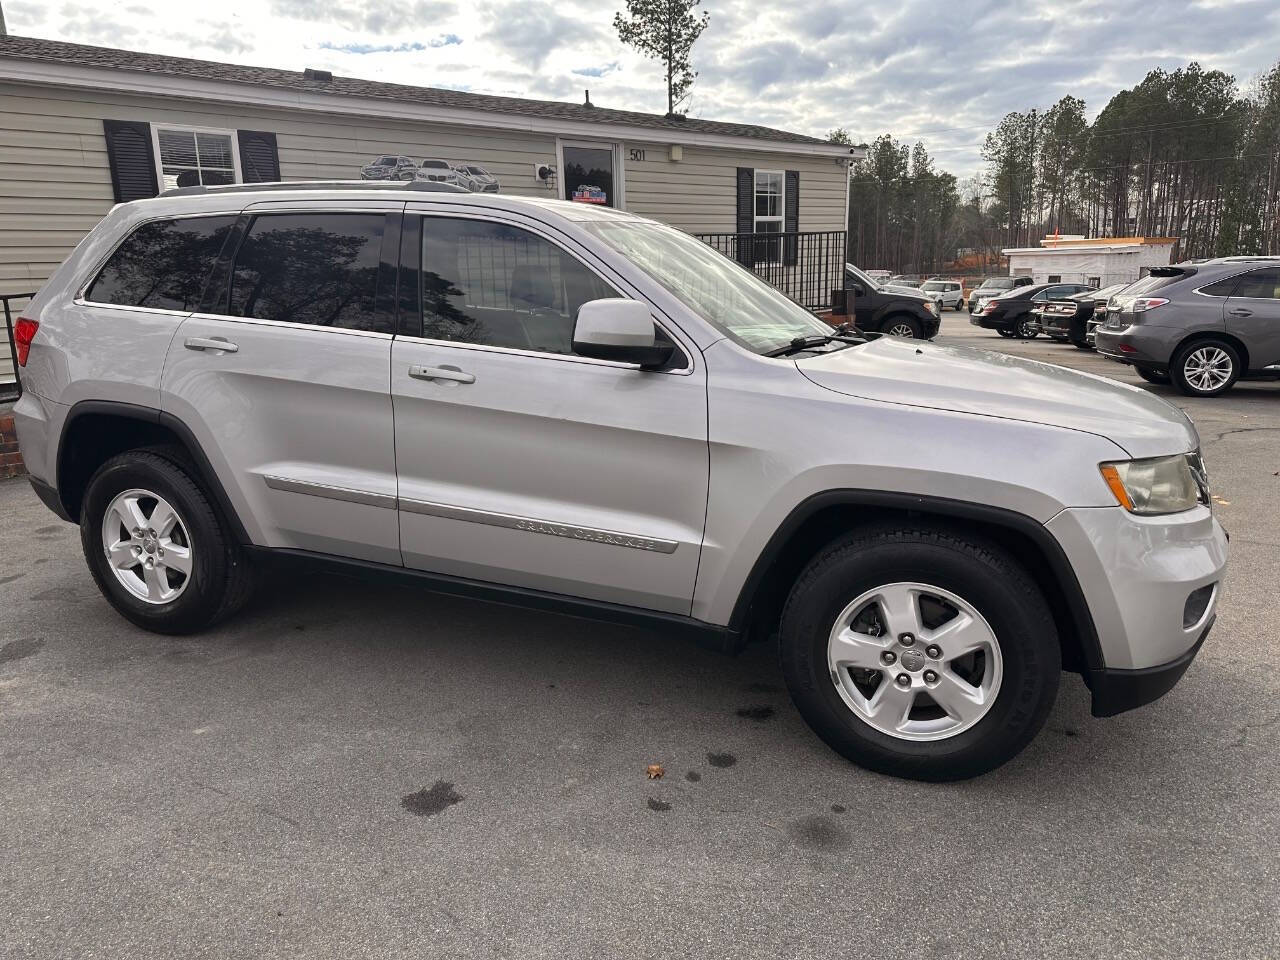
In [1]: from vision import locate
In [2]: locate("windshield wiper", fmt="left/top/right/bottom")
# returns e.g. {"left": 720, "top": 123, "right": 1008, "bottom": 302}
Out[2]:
{"left": 764, "top": 326, "right": 867, "bottom": 358}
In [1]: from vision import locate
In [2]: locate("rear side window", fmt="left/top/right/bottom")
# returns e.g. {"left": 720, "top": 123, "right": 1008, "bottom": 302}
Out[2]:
{"left": 1198, "top": 276, "right": 1238, "bottom": 297}
{"left": 227, "top": 213, "right": 388, "bottom": 332}
{"left": 86, "top": 216, "right": 236, "bottom": 311}
{"left": 1231, "top": 268, "right": 1280, "bottom": 300}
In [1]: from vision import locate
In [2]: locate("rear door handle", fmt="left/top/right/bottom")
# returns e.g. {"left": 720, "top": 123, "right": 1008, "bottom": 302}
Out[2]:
{"left": 1228, "top": 308, "right": 1253, "bottom": 318}
{"left": 409, "top": 363, "right": 475, "bottom": 384}
{"left": 184, "top": 336, "right": 239, "bottom": 353}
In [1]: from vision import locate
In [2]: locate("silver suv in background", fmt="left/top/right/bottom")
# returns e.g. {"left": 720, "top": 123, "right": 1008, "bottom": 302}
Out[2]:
{"left": 1095, "top": 258, "right": 1280, "bottom": 396}
{"left": 12, "top": 182, "right": 1227, "bottom": 781}
{"left": 920, "top": 279, "right": 964, "bottom": 311}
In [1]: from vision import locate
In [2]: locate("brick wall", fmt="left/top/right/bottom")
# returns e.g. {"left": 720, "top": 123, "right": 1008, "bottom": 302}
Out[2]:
{"left": 0, "top": 412, "right": 25, "bottom": 478}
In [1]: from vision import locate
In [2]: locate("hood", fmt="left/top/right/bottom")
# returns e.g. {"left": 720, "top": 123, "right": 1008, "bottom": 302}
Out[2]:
{"left": 796, "top": 336, "right": 1198, "bottom": 459}
{"left": 882, "top": 285, "right": 934, "bottom": 303}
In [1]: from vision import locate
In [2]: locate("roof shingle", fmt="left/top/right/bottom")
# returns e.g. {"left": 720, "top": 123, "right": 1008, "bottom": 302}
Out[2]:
{"left": 0, "top": 34, "right": 833, "bottom": 147}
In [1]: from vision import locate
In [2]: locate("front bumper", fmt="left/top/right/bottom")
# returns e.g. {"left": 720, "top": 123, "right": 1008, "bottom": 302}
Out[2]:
{"left": 1088, "top": 618, "right": 1213, "bottom": 717}
{"left": 1046, "top": 504, "right": 1227, "bottom": 714}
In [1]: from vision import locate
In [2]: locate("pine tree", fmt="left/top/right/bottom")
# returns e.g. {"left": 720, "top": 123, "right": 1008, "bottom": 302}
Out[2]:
{"left": 613, "top": 0, "right": 710, "bottom": 116}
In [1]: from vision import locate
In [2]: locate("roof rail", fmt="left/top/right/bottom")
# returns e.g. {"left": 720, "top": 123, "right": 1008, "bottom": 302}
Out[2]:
{"left": 158, "top": 180, "right": 470, "bottom": 198}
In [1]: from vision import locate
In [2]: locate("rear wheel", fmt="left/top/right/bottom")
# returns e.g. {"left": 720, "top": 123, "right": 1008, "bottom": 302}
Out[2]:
{"left": 80, "top": 449, "right": 255, "bottom": 634}
{"left": 995, "top": 327, "right": 1017, "bottom": 339}
{"left": 1170, "top": 339, "right": 1240, "bottom": 397}
{"left": 884, "top": 316, "right": 922, "bottom": 338}
{"left": 1016, "top": 315, "right": 1039, "bottom": 339}
{"left": 779, "top": 526, "right": 1060, "bottom": 781}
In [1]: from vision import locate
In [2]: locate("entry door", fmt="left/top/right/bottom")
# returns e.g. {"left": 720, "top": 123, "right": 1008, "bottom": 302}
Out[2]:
{"left": 560, "top": 141, "right": 619, "bottom": 208}
{"left": 391, "top": 212, "right": 708, "bottom": 614}
{"left": 161, "top": 207, "right": 402, "bottom": 564}
{"left": 1224, "top": 267, "right": 1280, "bottom": 367}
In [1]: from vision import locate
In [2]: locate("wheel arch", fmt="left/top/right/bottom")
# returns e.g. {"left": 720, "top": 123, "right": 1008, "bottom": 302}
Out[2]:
{"left": 55, "top": 400, "right": 250, "bottom": 544}
{"left": 728, "top": 490, "right": 1104, "bottom": 676}
{"left": 1171, "top": 330, "right": 1250, "bottom": 374}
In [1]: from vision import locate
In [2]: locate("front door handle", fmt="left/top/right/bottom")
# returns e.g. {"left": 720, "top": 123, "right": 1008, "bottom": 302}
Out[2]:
{"left": 409, "top": 363, "right": 475, "bottom": 384}
{"left": 184, "top": 336, "right": 239, "bottom": 353}
{"left": 1228, "top": 308, "right": 1253, "bottom": 318}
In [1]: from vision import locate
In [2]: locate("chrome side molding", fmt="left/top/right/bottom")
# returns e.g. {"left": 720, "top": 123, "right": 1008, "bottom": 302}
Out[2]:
{"left": 262, "top": 476, "right": 678, "bottom": 553}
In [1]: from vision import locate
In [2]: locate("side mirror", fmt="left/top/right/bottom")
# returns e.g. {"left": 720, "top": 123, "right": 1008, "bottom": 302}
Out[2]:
{"left": 846, "top": 281, "right": 865, "bottom": 296}
{"left": 572, "top": 299, "right": 673, "bottom": 370}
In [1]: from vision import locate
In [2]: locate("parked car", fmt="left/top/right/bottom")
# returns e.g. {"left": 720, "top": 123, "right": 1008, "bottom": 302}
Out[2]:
{"left": 11, "top": 182, "right": 1226, "bottom": 781}
{"left": 458, "top": 164, "right": 500, "bottom": 193}
{"left": 360, "top": 155, "right": 417, "bottom": 181}
{"left": 971, "top": 282, "right": 1095, "bottom": 338}
{"left": 865, "top": 269, "right": 892, "bottom": 284}
{"left": 416, "top": 158, "right": 463, "bottom": 187}
{"left": 1094, "top": 257, "right": 1280, "bottom": 396}
{"left": 843, "top": 263, "right": 941, "bottom": 339}
{"left": 890, "top": 276, "right": 922, "bottom": 288}
{"left": 968, "top": 275, "right": 1034, "bottom": 312}
{"left": 1038, "top": 283, "right": 1130, "bottom": 348}
{"left": 921, "top": 278, "right": 965, "bottom": 311}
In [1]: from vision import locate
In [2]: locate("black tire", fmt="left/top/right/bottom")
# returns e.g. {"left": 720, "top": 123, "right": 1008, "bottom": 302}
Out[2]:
{"left": 778, "top": 526, "right": 1060, "bottom": 781}
{"left": 1016, "top": 315, "right": 1039, "bottom": 339}
{"left": 1136, "top": 367, "right": 1171, "bottom": 385}
{"left": 882, "top": 316, "right": 922, "bottom": 338}
{"left": 80, "top": 448, "right": 255, "bottom": 634}
{"left": 1169, "top": 338, "right": 1240, "bottom": 397}
{"left": 995, "top": 327, "right": 1017, "bottom": 339}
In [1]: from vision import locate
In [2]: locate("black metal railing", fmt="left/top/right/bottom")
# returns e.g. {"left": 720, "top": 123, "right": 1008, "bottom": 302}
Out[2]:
{"left": 694, "top": 231, "right": 846, "bottom": 310}
{"left": 2, "top": 292, "right": 36, "bottom": 403}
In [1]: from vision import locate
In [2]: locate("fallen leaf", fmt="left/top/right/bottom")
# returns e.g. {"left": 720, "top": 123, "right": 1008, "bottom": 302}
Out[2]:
{"left": 646, "top": 764, "right": 665, "bottom": 780}
{"left": 1212, "top": 496, "right": 1231, "bottom": 505}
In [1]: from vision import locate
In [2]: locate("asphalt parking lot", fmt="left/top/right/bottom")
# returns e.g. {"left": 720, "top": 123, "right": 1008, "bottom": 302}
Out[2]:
{"left": 2, "top": 312, "right": 1279, "bottom": 959}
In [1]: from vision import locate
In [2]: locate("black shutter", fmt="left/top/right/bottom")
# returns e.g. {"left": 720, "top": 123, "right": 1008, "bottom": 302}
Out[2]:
{"left": 237, "top": 130, "right": 281, "bottom": 182}
{"left": 784, "top": 169, "right": 800, "bottom": 266}
{"left": 102, "top": 120, "right": 158, "bottom": 203}
{"left": 735, "top": 167, "right": 755, "bottom": 267}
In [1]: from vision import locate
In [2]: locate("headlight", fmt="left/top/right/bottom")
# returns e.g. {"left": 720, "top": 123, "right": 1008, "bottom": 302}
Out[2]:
{"left": 925, "top": 301, "right": 938, "bottom": 316}
{"left": 1099, "top": 453, "right": 1207, "bottom": 515}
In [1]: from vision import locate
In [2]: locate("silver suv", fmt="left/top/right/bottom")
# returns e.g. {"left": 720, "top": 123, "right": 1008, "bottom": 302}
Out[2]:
{"left": 12, "top": 182, "right": 1228, "bottom": 781}
{"left": 1095, "top": 258, "right": 1280, "bottom": 396}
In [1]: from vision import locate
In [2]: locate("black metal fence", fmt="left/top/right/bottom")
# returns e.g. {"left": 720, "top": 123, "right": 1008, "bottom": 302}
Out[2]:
{"left": 694, "top": 230, "right": 846, "bottom": 310}
{"left": 2, "top": 292, "right": 36, "bottom": 403}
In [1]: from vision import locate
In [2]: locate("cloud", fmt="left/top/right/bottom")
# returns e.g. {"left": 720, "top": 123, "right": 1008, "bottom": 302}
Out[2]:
{"left": 318, "top": 36, "right": 462, "bottom": 55}
{"left": 268, "top": 0, "right": 457, "bottom": 32}
{"left": 479, "top": 1, "right": 606, "bottom": 70}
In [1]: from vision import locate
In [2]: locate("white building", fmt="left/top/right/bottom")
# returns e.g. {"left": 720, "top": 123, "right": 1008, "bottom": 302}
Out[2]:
{"left": 1002, "top": 236, "right": 1178, "bottom": 288}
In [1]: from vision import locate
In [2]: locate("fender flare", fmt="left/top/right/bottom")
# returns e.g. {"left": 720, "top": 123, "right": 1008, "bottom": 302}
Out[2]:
{"left": 725, "top": 489, "right": 1105, "bottom": 674}
{"left": 56, "top": 399, "right": 251, "bottom": 544}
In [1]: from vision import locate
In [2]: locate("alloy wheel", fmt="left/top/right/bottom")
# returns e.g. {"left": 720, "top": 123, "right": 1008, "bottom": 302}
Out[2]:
{"left": 101, "top": 488, "right": 194, "bottom": 604}
{"left": 827, "top": 582, "right": 1003, "bottom": 741}
{"left": 887, "top": 322, "right": 917, "bottom": 338}
{"left": 1182, "top": 346, "right": 1233, "bottom": 393}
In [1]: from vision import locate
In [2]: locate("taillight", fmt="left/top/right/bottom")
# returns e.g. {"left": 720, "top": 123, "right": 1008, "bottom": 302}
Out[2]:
{"left": 14, "top": 316, "right": 38, "bottom": 366}
{"left": 1131, "top": 297, "right": 1169, "bottom": 313}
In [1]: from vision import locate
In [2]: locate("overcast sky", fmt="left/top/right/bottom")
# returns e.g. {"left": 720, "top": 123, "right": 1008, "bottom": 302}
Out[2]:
{"left": 7, "top": 0, "right": 1280, "bottom": 178}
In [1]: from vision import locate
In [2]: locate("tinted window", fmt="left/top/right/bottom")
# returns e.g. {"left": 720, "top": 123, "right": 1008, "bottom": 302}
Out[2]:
{"left": 420, "top": 218, "right": 622, "bottom": 355}
{"left": 86, "top": 216, "right": 235, "bottom": 311}
{"left": 1232, "top": 268, "right": 1280, "bottom": 300}
{"left": 1198, "top": 276, "right": 1238, "bottom": 297}
{"left": 227, "top": 213, "right": 387, "bottom": 332}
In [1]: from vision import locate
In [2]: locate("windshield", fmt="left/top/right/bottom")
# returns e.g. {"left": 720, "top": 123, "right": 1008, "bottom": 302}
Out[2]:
{"left": 921, "top": 281, "right": 946, "bottom": 291}
{"left": 845, "top": 263, "right": 880, "bottom": 290}
{"left": 978, "top": 278, "right": 1015, "bottom": 291}
{"left": 586, "top": 221, "right": 832, "bottom": 354}
{"left": 374, "top": 157, "right": 398, "bottom": 165}
{"left": 466, "top": 166, "right": 488, "bottom": 175}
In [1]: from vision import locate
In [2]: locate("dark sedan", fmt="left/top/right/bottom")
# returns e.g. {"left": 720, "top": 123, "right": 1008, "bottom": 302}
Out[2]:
{"left": 970, "top": 281, "right": 1095, "bottom": 338}
{"left": 1037, "top": 283, "right": 1130, "bottom": 348}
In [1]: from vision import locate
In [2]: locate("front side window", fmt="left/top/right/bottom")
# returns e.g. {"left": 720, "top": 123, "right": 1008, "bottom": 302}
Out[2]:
{"left": 86, "top": 215, "right": 236, "bottom": 311}
{"left": 1232, "top": 268, "right": 1280, "bottom": 300}
{"left": 419, "top": 218, "right": 619, "bottom": 355}
{"left": 154, "top": 127, "right": 238, "bottom": 190}
{"left": 227, "top": 213, "right": 388, "bottom": 332}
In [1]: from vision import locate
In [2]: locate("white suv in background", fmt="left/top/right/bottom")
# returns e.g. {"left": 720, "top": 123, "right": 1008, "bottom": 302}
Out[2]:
{"left": 920, "top": 279, "right": 965, "bottom": 311}
{"left": 11, "top": 181, "right": 1227, "bottom": 781}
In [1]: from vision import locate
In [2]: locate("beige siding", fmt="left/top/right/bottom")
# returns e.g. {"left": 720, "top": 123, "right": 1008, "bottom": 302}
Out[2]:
{"left": 0, "top": 79, "right": 846, "bottom": 380}
{"left": 622, "top": 141, "right": 847, "bottom": 235}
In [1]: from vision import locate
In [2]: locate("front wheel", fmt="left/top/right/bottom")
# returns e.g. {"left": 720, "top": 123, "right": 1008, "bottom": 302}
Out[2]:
{"left": 80, "top": 449, "right": 255, "bottom": 634}
{"left": 779, "top": 526, "right": 1060, "bottom": 781}
{"left": 1170, "top": 339, "right": 1240, "bottom": 397}
{"left": 884, "top": 316, "right": 922, "bottom": 338}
